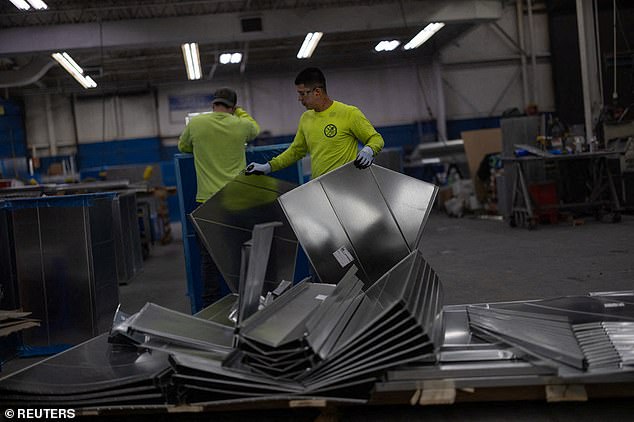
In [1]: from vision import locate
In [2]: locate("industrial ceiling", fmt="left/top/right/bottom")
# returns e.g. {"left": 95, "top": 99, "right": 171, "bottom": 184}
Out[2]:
{"left": 0, "top": 0, "right": 504, "bottom": 94}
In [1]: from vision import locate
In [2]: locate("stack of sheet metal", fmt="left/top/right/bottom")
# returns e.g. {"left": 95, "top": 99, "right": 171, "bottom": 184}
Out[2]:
{"left": 297, "top": 249, "right": 443, "bottom": 394}
{"left": 1, "top": 164, "right": 448, "bottom": 406}
{"left": 0, "top": 334, "right": 171, "bottom": 407}
{"left": 467, "top": 295, "right": 634, "bottom": 371}
{"left": 168, "top": 249, "right": 443, "bottom": 402}
{"left": 573, "top": 322, "right": 634, "bottom": 369}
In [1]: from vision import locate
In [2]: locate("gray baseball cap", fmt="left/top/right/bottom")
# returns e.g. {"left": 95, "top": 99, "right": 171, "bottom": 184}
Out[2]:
{"left": 212, "top": 88, "right": 237, "bottom": 107}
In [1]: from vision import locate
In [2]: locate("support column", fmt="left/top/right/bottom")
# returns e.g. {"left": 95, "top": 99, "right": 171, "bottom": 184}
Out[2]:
{"left": 576, "top": 0, "right": 600, "bottom": 140}
{"left": 44, "top": 94, "right": 57, "bottom": 156}
{"left": 526, "top": 0, "right": 538, "bottom": 105}
{"left": 432, "top": 58, "right": 447, "bottom": 142}
{"left": 516, "top": 0, "right": 529, "bottom": 107}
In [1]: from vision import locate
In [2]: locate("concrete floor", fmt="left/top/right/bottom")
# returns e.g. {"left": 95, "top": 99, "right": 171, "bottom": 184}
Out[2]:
{"left": 119, "top": 211, "right": 634, "bottom": 314}
{"left": 3, "top": 212, "right": 634, "bottom": 420}
{"left": 422, "top": 212, "right": 634, "bottom": 305}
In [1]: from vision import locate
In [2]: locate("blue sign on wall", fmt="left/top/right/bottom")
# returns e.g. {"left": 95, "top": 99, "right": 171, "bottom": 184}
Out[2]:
{"left": 168, "top": 94, "right": 214, "bottom": 111}
{"left": 168, "top": 94, "right": 214, "bottom": 124}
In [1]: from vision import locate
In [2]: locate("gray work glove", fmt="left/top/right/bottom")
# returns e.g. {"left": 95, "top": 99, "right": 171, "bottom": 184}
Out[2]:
{"left": 354, "top": 146, "right": 374, "bottom": 169}
{"left": 245, "top": 162, "right": 271, "bottom": 175}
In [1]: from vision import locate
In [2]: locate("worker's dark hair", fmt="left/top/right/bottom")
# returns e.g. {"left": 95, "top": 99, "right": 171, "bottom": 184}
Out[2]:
{"left": 295, "top": 67, "right": 327, "bottom": 92}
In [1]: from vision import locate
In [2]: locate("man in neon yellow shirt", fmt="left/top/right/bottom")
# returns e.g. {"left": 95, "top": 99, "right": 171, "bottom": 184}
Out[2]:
{"left": 178, "top": 87, "right": 259, "bottom": 306}
{"left": 246, "top": 67, "right": 384, "bottom": 178}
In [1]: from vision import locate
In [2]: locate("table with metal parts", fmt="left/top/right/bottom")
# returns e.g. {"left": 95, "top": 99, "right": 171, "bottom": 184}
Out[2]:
{"left": 504, "top": 151, "right": 622, "bottom": 229}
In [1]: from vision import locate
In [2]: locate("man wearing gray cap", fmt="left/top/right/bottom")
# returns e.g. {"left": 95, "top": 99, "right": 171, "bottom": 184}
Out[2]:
{"left": 178, "top": 88, "right": 260, "bottom": 306}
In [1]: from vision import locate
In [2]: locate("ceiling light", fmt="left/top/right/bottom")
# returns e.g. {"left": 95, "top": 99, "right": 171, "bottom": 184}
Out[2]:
{"left": 404, "top": 22, "right": 445, "bottom": 50}
{"left": 9, "top": 0, "right": 31, "bottom": 10}
{"left": 26, "top": 0, "right": 48, "bottom": 9}
{"left": 374, "top": 40, "right": 401, "bottom": 52}
{"left": 181, "top": 42, "right": 201, "bottom": 80}
{"left": 219, "top": 52, "right": 242, "bottom": 65}
{"left": 297, "top": 32, "right": 323, "bottom": 59}
{"left": 51, "top": 52, "right": 97, "bottom": 89}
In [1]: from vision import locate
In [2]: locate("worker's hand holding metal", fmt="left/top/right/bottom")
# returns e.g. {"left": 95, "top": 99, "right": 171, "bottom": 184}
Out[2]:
{"left": 245, "top": 162, "right": 271, "bottom": 175}
{"left": 354, "top": 146, "right": 374, "bottom": 169}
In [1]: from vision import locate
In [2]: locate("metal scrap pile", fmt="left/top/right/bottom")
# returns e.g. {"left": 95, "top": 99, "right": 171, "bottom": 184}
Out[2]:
{"left": 0, "top": 163, "right": 443, "bottom": 407}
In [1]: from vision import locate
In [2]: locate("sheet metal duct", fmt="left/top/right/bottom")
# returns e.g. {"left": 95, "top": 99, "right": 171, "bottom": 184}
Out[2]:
{"left": 112, "top": 191, "right": 143, "bottom": 284}
{"left": 0, "top": 208, "right": 18, "bottom": 310}
{"left": 0, "top": 194, "right": 120, "bottom": 348}
{"left": 278, "top": 163, "right": 437, "bottom": 286}
{"left": 190, "top": 174, "right": 299, "bottom": 292}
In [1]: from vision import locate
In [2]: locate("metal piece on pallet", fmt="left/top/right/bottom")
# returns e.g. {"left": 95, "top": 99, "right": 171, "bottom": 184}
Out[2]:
{"left": 0, "top": 334, "right": 170, "bottom": 399}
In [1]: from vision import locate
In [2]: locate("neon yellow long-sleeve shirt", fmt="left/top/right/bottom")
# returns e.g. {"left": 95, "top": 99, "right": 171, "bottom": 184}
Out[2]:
{"left": 178, "top": 107, "right": 259, "bottom": 202}
{"left": 268, "top": 101, "right": 384, "bottom": 178}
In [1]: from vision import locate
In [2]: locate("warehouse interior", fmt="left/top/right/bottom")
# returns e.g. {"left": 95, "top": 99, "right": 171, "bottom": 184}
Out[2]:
{"left": 1, "top": 0, "right": 634, "bottom": 419}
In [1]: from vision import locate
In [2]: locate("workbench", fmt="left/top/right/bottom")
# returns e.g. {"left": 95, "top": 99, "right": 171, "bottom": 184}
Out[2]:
{"left": 503, "top": 151, "right": 622, "bottom": 229}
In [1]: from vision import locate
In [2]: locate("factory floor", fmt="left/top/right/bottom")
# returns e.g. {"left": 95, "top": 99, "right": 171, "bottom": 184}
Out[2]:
{"left": 3, "top": 212, "right": 634, "bottom": 420}
{"left": 120, "top": 211, "right": 634, "bottom": 313}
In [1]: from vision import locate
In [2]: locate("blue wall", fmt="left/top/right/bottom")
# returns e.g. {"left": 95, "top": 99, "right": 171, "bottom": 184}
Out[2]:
{"left": 0, "top": 99, "right": 26, "bottom": 160}
{"left": 78, "top": 137, "right": 162, "bottom": 168}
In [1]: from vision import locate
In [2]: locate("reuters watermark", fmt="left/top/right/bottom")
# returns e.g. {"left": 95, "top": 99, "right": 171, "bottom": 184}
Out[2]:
{"left": 4, "top": 408, "right": 76, "bottom": 419}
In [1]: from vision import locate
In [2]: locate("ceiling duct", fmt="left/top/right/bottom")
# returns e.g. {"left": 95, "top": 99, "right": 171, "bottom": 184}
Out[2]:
{"left": 0, "top": 57, "right": 56, "bottom": 88}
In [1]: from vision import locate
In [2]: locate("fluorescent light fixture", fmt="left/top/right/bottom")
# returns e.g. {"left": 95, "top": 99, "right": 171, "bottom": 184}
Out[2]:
{"left": 26, "top": 0, "right": 48, "bottom": 9}
{"left": 404, "top": 22, "right": 445, "bottom": 50}
{"left": 10, "top": 0, "right": 48, "bottom": 10}
{"left": 9, "top": 0, "right": 31, "bottom": 10}
{"left": 297, "top": 32, "right": 323, "bottom": 59}
{"left": 51, "top": 52, "right": 97, "bottom": 89}
{"left": 181, "top": 42, "right": 201, "bottom": 80}
{"left": 421, "top": 158, "right": 441, "bottom": 165}
{"left": 374, "top": 40, "right": 401, "bottom": 52}
{"left": 219, "top": 52, "right": 242, "bottom": 64}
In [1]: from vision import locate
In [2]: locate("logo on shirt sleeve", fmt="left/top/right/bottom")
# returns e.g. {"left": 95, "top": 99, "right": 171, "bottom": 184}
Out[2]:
{"left": 324, "top": 124, "right": 337, "bottom": 138}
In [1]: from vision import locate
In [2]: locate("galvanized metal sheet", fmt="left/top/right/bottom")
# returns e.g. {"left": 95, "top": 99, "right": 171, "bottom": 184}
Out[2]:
{"left": 194, "top": 293, "right": 238, "bottom": 326}
{"left": 126, "top": 303, "right": 234, "bottom": 353}
{"left": 240, "top": 282, "right": 336, "bottom": 347}
{"left": 276, "top": 179, "right": 358, "bottom": 284}
{"left": 370, "top": 165, "right": 437, "bottom": 250}
{"left": 467, "top": 306, "right": 586, "bottom": 369}
{"left": 278, "top": 162, "right": 437, "bottom": 287}
{"left": 0, "top": 334, "right": 169, "bottom": 396}
{"left": 239, "top": 222, "right": 282, "bottom": 324}
{"left": 190, "top": 174, "right": 298, "bottom": 292}
{"left": 10, "top": 195, "right": 119, "bottom": 347}
{"left": 112, "top": 191, "right": 143, "bottom": 284}
{"left": 319, "top": 165, "right": 410, "bottom": 283}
